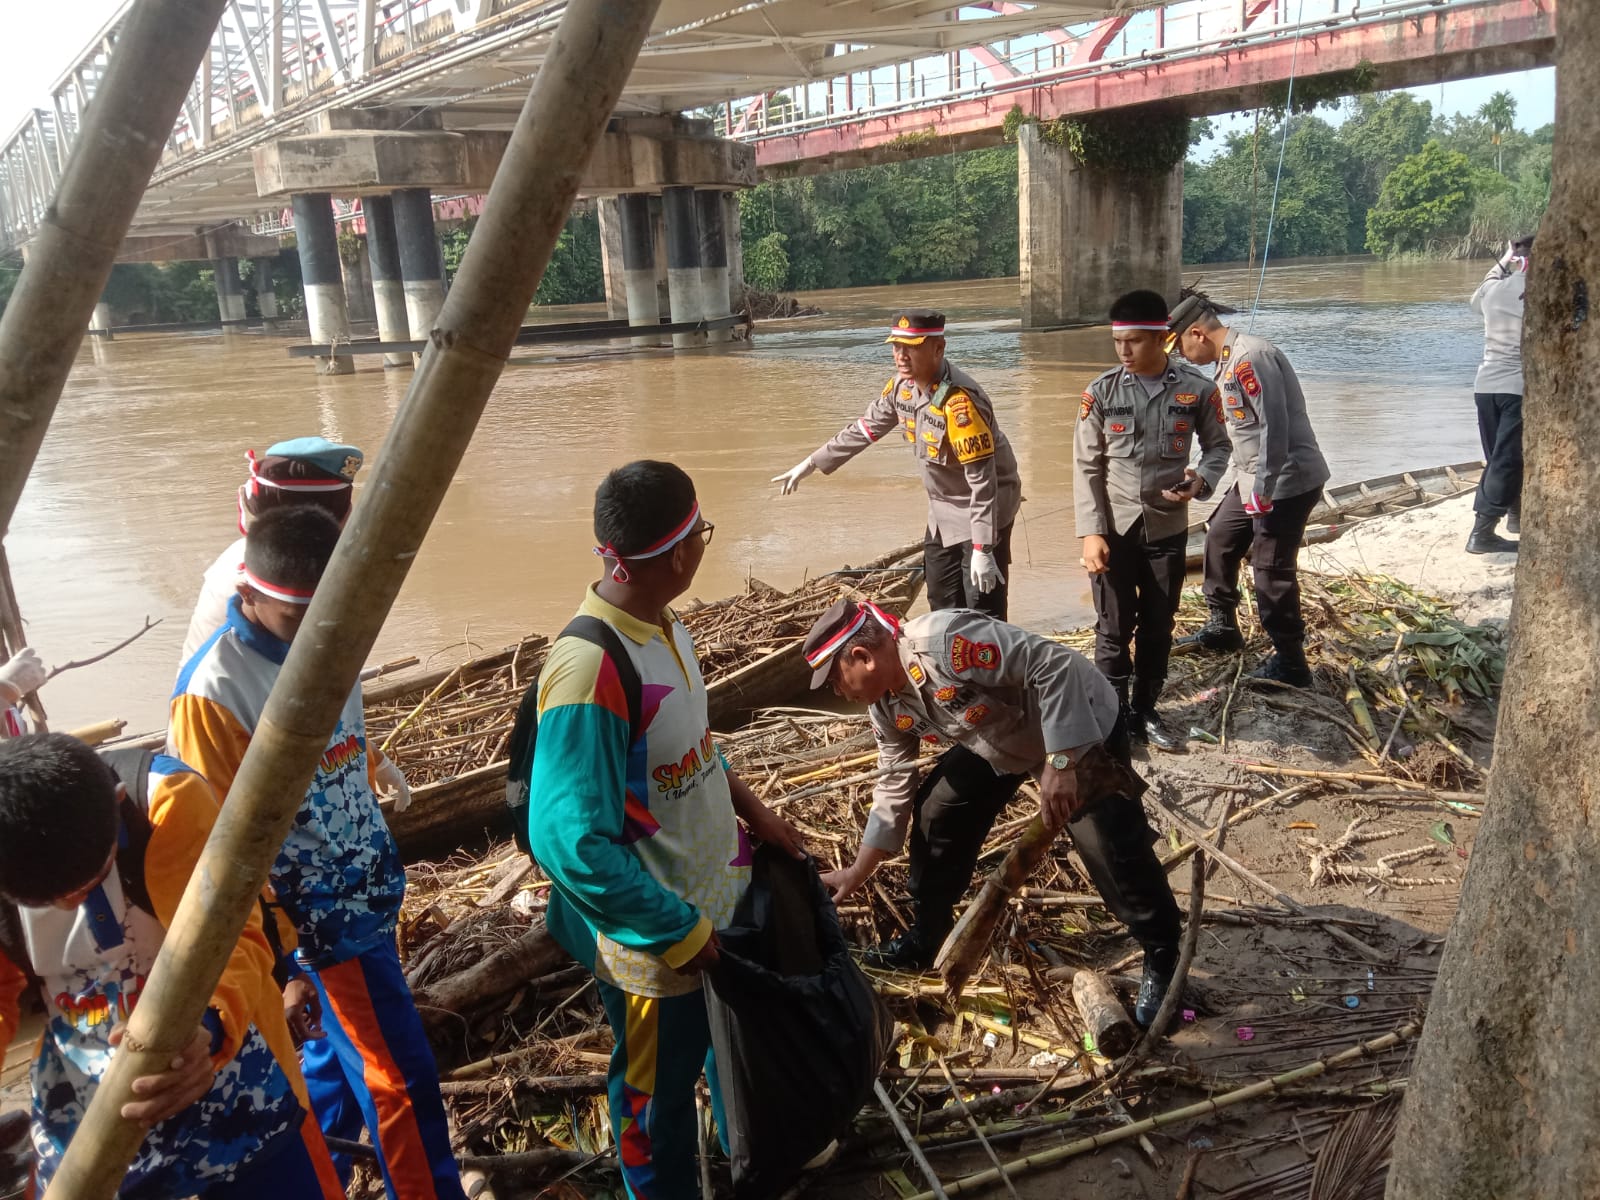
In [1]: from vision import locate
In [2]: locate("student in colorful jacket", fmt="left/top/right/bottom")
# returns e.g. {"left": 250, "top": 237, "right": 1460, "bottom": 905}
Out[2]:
{"left": 0, "top": 733, "right": 343, "bottom": 1199}
{"left": 527, "top": 460, "right": 806, "bottom": 1200}
{"left": 168, "top": 505, "right": 465, "bottom": 1200}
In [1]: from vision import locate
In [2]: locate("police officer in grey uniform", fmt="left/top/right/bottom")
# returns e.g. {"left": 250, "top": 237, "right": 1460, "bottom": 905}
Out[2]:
{"left": 801, "top": 598, "right": 1182, "bottom": 1026}
{"left": 1075, "top": 290, "right": 1232, "bottom": 750}
{"left": 1169, "top": 292, "right": 1331, "bottom": 687}
{"left": 773, "top": 310, "right": 1023, "bottom": 619}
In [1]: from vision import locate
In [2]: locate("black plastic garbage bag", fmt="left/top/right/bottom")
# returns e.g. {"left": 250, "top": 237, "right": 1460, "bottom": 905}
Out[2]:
{"left": 706, "top": 847, "right": 893, "bottom": 1199}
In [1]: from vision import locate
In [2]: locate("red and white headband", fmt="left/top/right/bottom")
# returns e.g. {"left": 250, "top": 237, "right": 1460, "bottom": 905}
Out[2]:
{"left": 804, "top": 602, "right": 900, "bottom": 670}
{"left": 593, "top": 503, "right": 701, "bottom": 583}
{"left": 242, "top": 569, "right": 315, "bottom": 606}
{"left": 236, "top": 449, "right": 353, "bottom": 534}
{"left": 1111, "top": 321, "right": 1169, "bottom": 332}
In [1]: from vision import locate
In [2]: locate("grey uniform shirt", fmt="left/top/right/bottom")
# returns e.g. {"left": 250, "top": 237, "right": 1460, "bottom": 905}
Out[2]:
{"left": 862, "top": 610, "right": 1120, "bottom": 854}
{"left": 810, "top": 362, "right": 1023, "bottom": 548}
{"left": 1216, "top": 329, "right": 1331, "bottom": 503}
{"left": 1073, "top": 360, "right": 1232, "bottom": 540}
{"left": 1470, "top": 264, "right": 1526, "bottom": 395}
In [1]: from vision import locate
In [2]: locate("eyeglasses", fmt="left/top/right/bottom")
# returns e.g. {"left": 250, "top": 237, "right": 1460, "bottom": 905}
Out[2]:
{"left": 697, "top": 521, "right": 715, "bottom": 547}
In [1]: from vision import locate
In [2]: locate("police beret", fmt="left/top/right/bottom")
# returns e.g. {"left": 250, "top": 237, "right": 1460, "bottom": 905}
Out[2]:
{"left": 885, "top": 309, "right": 947, "bottom": 345}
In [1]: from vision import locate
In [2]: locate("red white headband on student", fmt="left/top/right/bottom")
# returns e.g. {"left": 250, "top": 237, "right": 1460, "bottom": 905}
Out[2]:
{"left": 593, "top": 503, "right": 701, "bottom": 583}
{"left": 804, "top": 602, "right": 901, "bottom": 670}
{"left": 236, "top": 449, "right": 353, "bottom": 534}
{"left": 243, "top": 569, "right": 315, "bottom": 606}
{"left": 1111, "top": 321, "right": 1170, "bottom": 332}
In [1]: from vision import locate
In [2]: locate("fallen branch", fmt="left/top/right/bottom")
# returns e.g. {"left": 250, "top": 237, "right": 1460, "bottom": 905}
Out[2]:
{"left": 43, "top": 617, "right": 162, "bottom": 682}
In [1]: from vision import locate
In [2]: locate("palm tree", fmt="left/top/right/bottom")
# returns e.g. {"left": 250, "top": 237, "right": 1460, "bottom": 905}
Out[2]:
{"left": 1479, "top": 91, "right": 1518, "bottom": 173}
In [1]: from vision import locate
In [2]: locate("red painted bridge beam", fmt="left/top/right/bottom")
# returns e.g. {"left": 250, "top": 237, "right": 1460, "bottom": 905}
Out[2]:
{"left": 753, "top": 0, "right": 1556, "bottom": 173}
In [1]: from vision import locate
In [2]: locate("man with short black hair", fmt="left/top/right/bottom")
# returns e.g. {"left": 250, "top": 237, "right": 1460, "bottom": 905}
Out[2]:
{"left": 1075, "top": 290, "right": 1232, "bottom": 749}
{"left": 772, "top": 310, "right": 1023, "bottom": 618}
{"left": 528, "top": 460, "right": 804, "bottom": 1200}
{"left": 803, "top": 600, "right": 1181, "bottom": 1026}
{"left": 1169, "top": 293, "right": 1331, "bottom": 688}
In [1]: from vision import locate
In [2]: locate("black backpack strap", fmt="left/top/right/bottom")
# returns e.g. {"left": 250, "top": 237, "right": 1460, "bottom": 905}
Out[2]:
{"left": 97, "top": 747, "right": 156, "bottom": 916}
{"left": 506, "top": 615, "right": 644, "bottom": 857}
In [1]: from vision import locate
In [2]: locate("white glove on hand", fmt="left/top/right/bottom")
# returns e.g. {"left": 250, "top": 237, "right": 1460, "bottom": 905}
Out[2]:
{"left": 0, "top": 647, "right": 46, "bottom": 706}
{"left": 970, "top": 548, "right": 1005, "bottom": 595}
{"left": 373, "top": 753, "right": 413, "bottom": 813}
{"left": 771, "top": 457, "right": 816, "bottom": 496}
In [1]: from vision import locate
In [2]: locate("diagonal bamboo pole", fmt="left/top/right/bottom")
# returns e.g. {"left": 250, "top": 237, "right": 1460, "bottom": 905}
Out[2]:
{"left": 41, "top": 0, "right": 664, "bottom": 1195}
{"left": 905, "top": 1022, "right": 1420, "bottom": 1199}
{"left": 0, "top": 0, "right": 230, "bottom": 539}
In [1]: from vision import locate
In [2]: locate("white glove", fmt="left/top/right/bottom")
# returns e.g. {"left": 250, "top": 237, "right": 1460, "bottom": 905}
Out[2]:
{"left": 970, "top": 548, "right": 1005, "bottom": 595}
{"left": 0, "top": 647, "right": 45, "bottom": 706}
{"left": 771, "top": 457, "right": 816, "bottom": 496}
{"left": 373, "top": 753, "right": 413, "bottom": 813}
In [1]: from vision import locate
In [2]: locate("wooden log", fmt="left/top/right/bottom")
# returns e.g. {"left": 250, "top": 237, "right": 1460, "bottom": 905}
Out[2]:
{"left": 439, "top": 1072, "right": 608, "bottom": 1099}
{"left": 413, "top": 925, "right": 571, "bottom": 1036}
{"left": 1070, "top": 970, "right": 1137, "bottom": 1059}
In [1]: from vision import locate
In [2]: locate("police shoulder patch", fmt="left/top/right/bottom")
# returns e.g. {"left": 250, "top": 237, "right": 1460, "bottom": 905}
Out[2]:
{"left": 1236, "top": 361, "right": 1262, "bottom": 398}
{"left": 1209, "top": 388, "right": 1226, "bottom": 424}
{"left": 950, "top": 635, "right": 1001, "bottom": 673}
{"left": 1079, "top": 391, "right": 1096, "bottom": 421}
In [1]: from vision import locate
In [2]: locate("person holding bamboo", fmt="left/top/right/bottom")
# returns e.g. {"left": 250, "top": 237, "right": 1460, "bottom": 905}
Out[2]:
{"left": 169, "top": 505, "right": 465, "bottom": 1200}
{"left": 525, "top": 459, "right": 808, "bottom": 1200}
{"left": 0, "top": 732, "right": 345, "bottom": 1199}
{"left": 802, "top": 600, "right": 1182, "bottom": 1026}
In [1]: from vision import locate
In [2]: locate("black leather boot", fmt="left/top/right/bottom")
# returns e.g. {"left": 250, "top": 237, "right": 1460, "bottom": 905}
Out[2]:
{"left": 1249, "top": 644, "right": 1314, "bottom": 689}
{"left": 1466, "top": 512, "right": 1518, "bottom": 555}
{"left": 1135, "top": 944, "right": 1180, "bottom": 1028}
{"left": 864, "top": 909, "right": 952, "bottom": 972}
{"left": 1130, "top": 677, "right": 1181, "bottom": 752}
{"left": 1178, "top": 606, "right": 1245, "bottom": 652}
{"left": 1505, "top": 506, "right": 1521, "bottom": 535}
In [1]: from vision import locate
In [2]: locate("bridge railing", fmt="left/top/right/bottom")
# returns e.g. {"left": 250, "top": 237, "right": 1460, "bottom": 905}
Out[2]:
{"left": 714, "top": 0, "right": 1471, "bottom": 143}
{"left": 0, "top": 0, "right": 563, "bottom": 252}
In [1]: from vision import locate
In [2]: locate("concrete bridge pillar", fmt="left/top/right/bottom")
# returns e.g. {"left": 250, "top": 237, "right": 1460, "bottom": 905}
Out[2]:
{"left": 619, "top": 193, "right": 663, "bottom": 347}
{"left": 663, "top": 186, "right": 706, "bottom": 349}
{"left": 89, "top": 301, "right": 114, "bottom": 341}
{"left": 291, "top": 191, "right": 355, "bottom": 374}
{"left": 253, "top": 257, "right": 279, "bottom": 329}
{"left": 696, "top": 189, "right": 731, "bottom": 344}
{"left": 724, "top": 191, "right": 744, "bottom": 310}
{"left": 1017, "top": 124, "right": 1183, "bottom": 329}
{"left": 342, "top": 238, "right": 378, "bottom": 326}
{"left": 393, "top": 187, "right": 444, "bottom": 365}
{"left": 212, "top": 255, "right": 247, "bottom": 326}
{"left": 597, "top": 197, "right": 629, "bottom": 322}
{"left": 363, "top": 195, "right": 412, "bottom": 367}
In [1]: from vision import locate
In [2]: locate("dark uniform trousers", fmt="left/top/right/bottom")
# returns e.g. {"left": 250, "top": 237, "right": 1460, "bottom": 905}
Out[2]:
{"left": 1202, "top": 484, "right": 1321, "bottom": 649}
{"left": 906, "top": 716, "right": 1181, "bottom": 952}
{"left": 924, "top": 522, "right": 1014, "bottom": 619}
{"left": 1090, "top": 518, "right": 1187, "bottom": 686}
{"left": 1474, "top": 392, "right": 1523, "bottom": 517}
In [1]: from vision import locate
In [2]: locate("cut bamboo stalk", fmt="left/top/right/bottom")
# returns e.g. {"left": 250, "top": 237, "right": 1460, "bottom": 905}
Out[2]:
{"left": 874, "top": 1079, "right": 950, "bottom": 1200}
{"left": 41, "top": 0, "right": 664, "bottom": 1194}
{"left": 935, "top": 1056, "right": 1021, "bottom": 1200}
{"left": 904, "top": 1023, "right": 1421, "bottom": 1198}
{"left": 0, "top": 0, "right": 231, "bottom": 539}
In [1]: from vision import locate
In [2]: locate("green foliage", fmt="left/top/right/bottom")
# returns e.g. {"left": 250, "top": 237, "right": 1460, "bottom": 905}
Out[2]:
{"left": 1261, "top": 60, "right": 1377, "bottom": 119}
{"left": 1365, "top": 140, "right": 1475, "bottom": 256}
{"left": 1005, "top": 104, "right": 1188, "bottom": 174}
{"left": 743, "top": 230, "right": 790, "bottom": 292}
{"left": 440, "top": 211, "right": 604, "bottom": 306}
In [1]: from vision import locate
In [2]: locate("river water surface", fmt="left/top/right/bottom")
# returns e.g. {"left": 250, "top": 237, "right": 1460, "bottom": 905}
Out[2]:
{"left": 12, "top": 257, "right": 1493, "bottom": 732}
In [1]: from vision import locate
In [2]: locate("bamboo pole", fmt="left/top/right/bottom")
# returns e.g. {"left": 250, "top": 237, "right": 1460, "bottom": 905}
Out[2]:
{"left": 905, "top": 1023, "right": 1420, "bottom": 1199}
{"left": 0, "top": 0, "right": 231, "bottom": 539}
{"left": 41, "top": 0, "right": 664, "bottom": 1194}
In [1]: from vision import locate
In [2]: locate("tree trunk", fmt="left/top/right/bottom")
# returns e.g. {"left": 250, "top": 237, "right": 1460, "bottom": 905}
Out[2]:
{"left": 1387, "top": 8, "right": 1600, "bottom": 1196}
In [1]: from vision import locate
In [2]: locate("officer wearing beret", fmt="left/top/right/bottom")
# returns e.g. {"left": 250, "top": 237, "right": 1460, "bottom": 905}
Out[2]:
{"left": 1075, "top": 290, "right": 1233, "bottom": 750}
{"left": 1169, "top": 293, "right": 1331, "bottom": 687}
{"left": 801, "top": 598, "right": 1182, "bottom": 1026}
{"left": 773, "top": 310, "right": 1023, "bottom": 619}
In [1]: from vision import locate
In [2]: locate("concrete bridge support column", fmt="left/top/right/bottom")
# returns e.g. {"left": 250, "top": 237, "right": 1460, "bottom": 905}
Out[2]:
{"left": 696, "top": 190, "right": 731, "bottom": 344}
{"left": 363, "top": 195, "right": 412, "bottom": 368}
{"left": 291, "top": 191, "right": 355, "bottom": 374}
{"left": 393, "top": 187, "right": 445, "bottom": 365}
{"left": 663, "top": 186, "right": 706, "bottom": 349}
{"left": 343, "top": 239, "right": 378, "bottom": 326}
{"left": 1017, "top": 125, "right": 1183, "bottom": 329}
{"left": 89, "top": 301, "right": 114, "bottom": 341}
{"left": 597, "top": 197, "right": 629, "bottom": 321}
{"left": 619, "top": 193, "right": 663, "bottom": 348}
{"left": 212, "top": 256, "right": 247, "bottom": 326}
{"left": 724, "top": 191, "right": 744, "bottom": 311}
{"left": 253, "top": 258, "right": 279, "bottom": 329}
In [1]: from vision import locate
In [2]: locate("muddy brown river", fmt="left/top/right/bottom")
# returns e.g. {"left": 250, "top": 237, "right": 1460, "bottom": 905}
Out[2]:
{"left": 11, "top": 257, "right": 1492, "bottom": 732}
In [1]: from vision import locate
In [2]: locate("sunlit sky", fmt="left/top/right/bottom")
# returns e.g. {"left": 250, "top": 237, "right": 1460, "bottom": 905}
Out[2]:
{"left": 0, "top": 2, "right": 1556, "bottom": 145}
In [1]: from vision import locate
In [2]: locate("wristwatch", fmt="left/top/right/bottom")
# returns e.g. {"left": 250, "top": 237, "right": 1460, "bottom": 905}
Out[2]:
{"left": 1046, "top": 751, "right": 1075, "bottom": 771}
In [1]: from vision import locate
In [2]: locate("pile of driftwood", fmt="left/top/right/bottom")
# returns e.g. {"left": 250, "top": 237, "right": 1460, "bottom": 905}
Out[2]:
{"left": 382, "top": 570, "right": 1495, "bottom": 1197}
